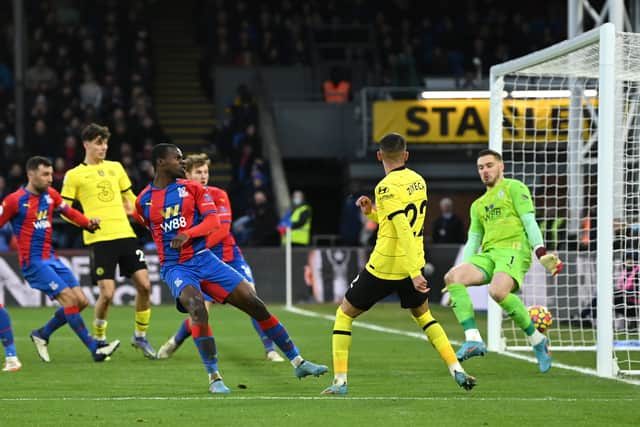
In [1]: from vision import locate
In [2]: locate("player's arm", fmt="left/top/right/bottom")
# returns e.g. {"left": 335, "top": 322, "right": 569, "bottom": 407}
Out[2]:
{"left": 356, "top": 195, "right": 378, "bottom": 223}
{"left": 0, "top": 195, "right": 18, "bottom": 227}
{"left": 117, "top": 162, "right": 137, "bottom": 215}
{"left": 510, "top": 181, "right": 563, "bottom": 276}
{"left": 51, "top": 189, "right": 99, "bottom": 232}
{"left": 59, "top": 170, "right": 83, "bottom": 225}
{"left": 207, "top": 190, "right": 232, "bottom": 246}
{"left": 133, "top": 194, "right": 150, "bottom": 229}
{"left": 462, "top": 202, "right": 484, "bottom": 261}
{"left": 171, "top": 184, "right": 221, "bottom": 249}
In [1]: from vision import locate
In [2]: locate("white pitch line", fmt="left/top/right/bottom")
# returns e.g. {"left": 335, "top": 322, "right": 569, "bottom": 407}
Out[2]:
{"left": 0, "top": 396, "right": 637, "bottom": 402}
{"left": 284, "top": 306, "right": 640, "bottom": 386}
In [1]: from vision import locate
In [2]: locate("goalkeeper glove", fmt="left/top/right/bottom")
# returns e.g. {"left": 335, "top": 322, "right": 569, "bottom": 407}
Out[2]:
{"left": 535, "top": 247, "right": 563, "bottom": 276}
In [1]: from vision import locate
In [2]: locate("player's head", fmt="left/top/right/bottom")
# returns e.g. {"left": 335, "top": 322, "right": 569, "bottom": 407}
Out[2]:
{"left": 25, "top": 156, "right": 53, "bottom": 193}
{"left": 377, "top": 132, "right": 408, "bottom": 164}
{"left": 184, "top": 153, "right": 210, "bottom": 186}
{"left": 81, "top": 123, "right": 110, "bottom": 161}
{"left": 152, "top": 143, "right": 185, "bottom": 179}
{"left": 477, "top": 149, "right": 504, "bottom": 188}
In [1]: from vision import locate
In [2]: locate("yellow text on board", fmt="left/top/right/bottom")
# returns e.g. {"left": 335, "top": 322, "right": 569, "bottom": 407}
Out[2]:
{"left": 372, "top": 98, "right": 596, "bottom": 143}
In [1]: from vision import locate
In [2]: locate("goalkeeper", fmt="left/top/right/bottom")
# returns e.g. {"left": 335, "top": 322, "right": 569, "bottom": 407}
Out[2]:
{"left": 444, "top": 149, "right": 562, "bottom": 373}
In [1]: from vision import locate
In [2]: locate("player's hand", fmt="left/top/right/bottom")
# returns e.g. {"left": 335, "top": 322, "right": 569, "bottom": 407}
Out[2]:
{"left": 170, "top": 233, "right": 189, "bottom": 249}
{"left": 356, "top": 196, "right": 373, "bottom": 215}
{"left": 411, "top": 274, "right": 430, "bottom": 293}
{"left": 536, "top": 247, "right": 563, "bottom": 276}
{"left": 86, "top": 218, "right": 101, "bottom": 233}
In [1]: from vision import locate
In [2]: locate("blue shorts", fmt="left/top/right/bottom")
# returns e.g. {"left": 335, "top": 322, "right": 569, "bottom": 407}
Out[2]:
{"left": 202, "top": 253, "right": 254, "bottom": 303}
{"left": 22, "top": 259, "right": 79, "bottom": 299}
{"left": 161, "top": 250, "right": 244, "bottom": 313}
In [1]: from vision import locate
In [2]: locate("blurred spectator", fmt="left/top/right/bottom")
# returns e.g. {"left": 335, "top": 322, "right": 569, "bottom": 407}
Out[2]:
{"left": 278, "top": 190, "right": 312, "bottom": 246}
{"left": 339, "top": 188, "right": 365, "bottom": 246}
{"left": 79, "top": 72, "right": 103, "bottom": 110}
{"left": 432, "top": 197, "right": 465, "bottom": 244}
{"left": 323, "top": 67, "right": 351, "bottom": 103}
{"left": 26, "top": 56, "right": 58, "bottom": 91}
{"left": 6, "top": 162, "right": 24, "bottom": 193}
{"left": 247, "top": 190, "right": 280, "bottom": 246}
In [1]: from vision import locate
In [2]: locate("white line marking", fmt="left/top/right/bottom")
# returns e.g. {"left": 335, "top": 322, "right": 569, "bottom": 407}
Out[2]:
{"left": 284, "top": 306, "right": 640, "bottom": 386}
{"left": 0, "top": 396, "right": 636, "bottom": 402}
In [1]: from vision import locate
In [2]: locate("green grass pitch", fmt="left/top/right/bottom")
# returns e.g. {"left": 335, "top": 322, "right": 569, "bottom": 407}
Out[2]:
{"left": 1, "top": 303, "right": 638, "bottom": 426}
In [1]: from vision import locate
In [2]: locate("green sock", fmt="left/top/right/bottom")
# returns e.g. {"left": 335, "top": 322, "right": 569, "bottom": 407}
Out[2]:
{"left": 498, "top": 293, "right": 536, "bottom": 336}
{"left": 447, "top": 284, "right": 477, "bottom": 330}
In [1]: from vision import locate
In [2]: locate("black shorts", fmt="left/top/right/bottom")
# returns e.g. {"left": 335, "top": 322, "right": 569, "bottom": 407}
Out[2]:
{"left": 344, "top": 268, "right": 428, "bottom": 311}
{"left": 89, "top": 238, "right": 147, "bottom": 283}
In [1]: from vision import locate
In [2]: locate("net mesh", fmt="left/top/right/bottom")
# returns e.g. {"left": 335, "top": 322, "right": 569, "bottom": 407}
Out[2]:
{"left": 496, "top": 33, "right": 640, "bottom": 375}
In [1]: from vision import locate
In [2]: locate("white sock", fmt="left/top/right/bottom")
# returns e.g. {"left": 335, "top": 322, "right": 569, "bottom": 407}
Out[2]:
{"left": 464, "top": 328, "right": 483, "bottom": 343}
{"left": 291, "top": 355, "right": 304, "bottom": 368}
{"left": 528, "top": 330, "right": 545, "bottom": 346}
{"left": 448, "top": 362, "right": 464, "bottom": 377}
{"left": 134, "top": 330, "right": 146, "bottom": 338}
{"left": 334, "top": 373, "right": 347, "bottom": 385}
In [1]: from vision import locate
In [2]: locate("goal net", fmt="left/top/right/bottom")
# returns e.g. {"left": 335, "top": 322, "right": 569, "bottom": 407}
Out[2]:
{"left": 489, "top": 24, "right": 640, "bottom": 377}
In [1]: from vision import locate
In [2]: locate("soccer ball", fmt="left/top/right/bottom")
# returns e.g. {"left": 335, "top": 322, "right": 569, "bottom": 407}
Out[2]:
{"left": 528, "top": 305, "right": 553, "bottom": 333}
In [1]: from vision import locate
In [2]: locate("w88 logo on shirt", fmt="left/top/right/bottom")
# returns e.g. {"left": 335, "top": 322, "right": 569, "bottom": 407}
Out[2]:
{"left": 161, "top": 216, "right": 187, "bottom": 233}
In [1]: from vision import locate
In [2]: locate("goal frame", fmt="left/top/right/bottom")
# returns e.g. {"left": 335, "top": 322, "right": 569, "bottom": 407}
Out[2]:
{"left": 488, "top": 23, "right": 617, "bottom": 378}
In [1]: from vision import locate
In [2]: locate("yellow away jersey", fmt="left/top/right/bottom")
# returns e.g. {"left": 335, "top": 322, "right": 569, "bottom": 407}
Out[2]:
{"left": 366, "top": 166, "right": 427, "bottom": 280}
{"left": 60, "top": 161, "right": 136, "bottom": 244}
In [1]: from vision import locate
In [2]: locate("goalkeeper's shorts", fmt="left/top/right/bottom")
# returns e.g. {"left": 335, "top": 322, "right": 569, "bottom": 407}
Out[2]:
{"left": 467, "top": 248, "right": 531, "bottom": 290}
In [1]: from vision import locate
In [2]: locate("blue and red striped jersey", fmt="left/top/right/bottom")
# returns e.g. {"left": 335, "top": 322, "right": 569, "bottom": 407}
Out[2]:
{"left": 0, "top": 187, "right": 89, "bottom": 267}
{"left": 205, "top": 186, "right": 243, "bottom": 263}
{"left": 136, "top": 179, "right": 218, "bottom": 265}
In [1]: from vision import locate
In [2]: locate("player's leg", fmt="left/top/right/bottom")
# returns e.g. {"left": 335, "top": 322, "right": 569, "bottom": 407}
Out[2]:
{"left": 490, "top": 267, "right": 551, "bottom": 373}
{"left": 444, "top": 259, "right": 490, "bottom": 360}
{"left": 177, "top": 285, "right": 229, "bottom": 393}
{"left": 229, "top": 257, "right": 282, "bottom": 361}
{"left": 322, "top": 269, "right": 391, "bottom": 395}
{"left": 157, "top": 300, "right": 211, "bottom": 359}
{"left": 90, "top": 241, "right": 118, "bottom": 343}
{"left": 118, "top": 239, "right": 155, "bottom": 358}
{"left": 220, "top": 279, "right": 327, "bottom": 378}
{"left": 0, "top": 303, "right": 21, "bottom": 372}
{"left": 409, "top": 300, "right": 475, "bottom": 391}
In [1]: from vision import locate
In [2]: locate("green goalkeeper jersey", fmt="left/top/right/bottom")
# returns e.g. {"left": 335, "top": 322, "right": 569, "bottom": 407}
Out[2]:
{"left": 469, "top": 178, "right": 535, "bottom": 253}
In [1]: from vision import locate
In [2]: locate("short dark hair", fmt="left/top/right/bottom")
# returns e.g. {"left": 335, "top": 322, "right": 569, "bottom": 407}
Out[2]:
{"left": 151, "top": 143, "right": 178, "bottom": 168}
{"left": 378, "top": 132, "right": 406, "bottom": 153}
{"left": 26, "top": 156, "right": 52, "bottom": 171}
{"left": 81, "top": 123, "right": 111, "bottom": 142}
{"left": 477, "top": 149, "right": 503, "bottom": 161}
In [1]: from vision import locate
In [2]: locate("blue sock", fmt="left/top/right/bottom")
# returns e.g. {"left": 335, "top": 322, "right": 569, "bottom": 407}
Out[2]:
{"left": 192, "top": 324, "right": 218, "bottom": 375}
{"left": 64, "top": 307, "right": 97, "bottom": 353}
{"left": 175, "top": 318, "right": 192, "bottom": 346}
{"left": 40, "top": 307, "right": 67, "bottom": 340}
{"left": 0, "top": 305, "right": 17, "bottom": 357}
{"left": 257, "top": 315, "right": 299, "bottom": 361}
{"left": 251, "top": 318, "right": 275, "bottom": 352}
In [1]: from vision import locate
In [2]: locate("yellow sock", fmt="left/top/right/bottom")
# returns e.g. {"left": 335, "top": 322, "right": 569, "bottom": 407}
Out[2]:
{"left": 332, "top": 306, "right": 354, "bottom": 380}
{"left": 93, "top": 319, "right": 108, "bottom": 341}
{"left": 413, "top": 310, "right": 458, "bottom": 366}
{"left": 135, "top": 309, "right": 151, "bottom": 336}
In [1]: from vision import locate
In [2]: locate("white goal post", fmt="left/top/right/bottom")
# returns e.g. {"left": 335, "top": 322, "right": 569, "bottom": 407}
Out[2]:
{"left": 488, "top": 23, "right": 640, "bottom": 378}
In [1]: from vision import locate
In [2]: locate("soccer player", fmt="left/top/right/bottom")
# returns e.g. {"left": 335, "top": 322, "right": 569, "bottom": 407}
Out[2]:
{"left": 444, "top": 149, "right": 563, "bottom": 373}
{"left": 60, "top": 123, "right": 156, "bottom": 358}
{"left": 1, "top": 156, "right": 120, "bottom": 362}
{"left": 156, "top": 154, "right": 285, "bottom": 362}
{"left": 136, "top": 143, "right": 327, "bottom": 393}
{"left": 321, "top": 133, "right": 476, "bottom": 396}
{"left": 0, "top": 305, "right": 21, "bottom": 371}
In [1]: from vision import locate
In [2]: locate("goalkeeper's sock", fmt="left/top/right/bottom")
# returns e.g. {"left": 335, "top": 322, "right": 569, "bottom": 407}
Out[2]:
{"left": 332, "top": 306, "right": 354, "bottom": 382}
{"left": 527, "top": 330, "right": 546, "bottom": 346}
{"left": 412, "top": 310, "right": 461, "bottom": 375}
{"left": 134, "top": 309, "right": 151, "bottom": 338}
{"left": 447, "top": 284, "right": 481, "bottom": 339}
{"left": 175, "top": 318, "right": 192, "bottom": 345}
{"left": 93, "top": 318, "right": 108, "bottom": 342}
{"left": 65, "top": 307, "right": 98, "bottom": 353}
{"left": 40, "top": 307, "right": 67, "bottom": 340}
{"left": 498, "top": 294, "right": 537, "bottom": 336}
{"left": 0, "top": 304, "right": 17, "bottom": 357}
